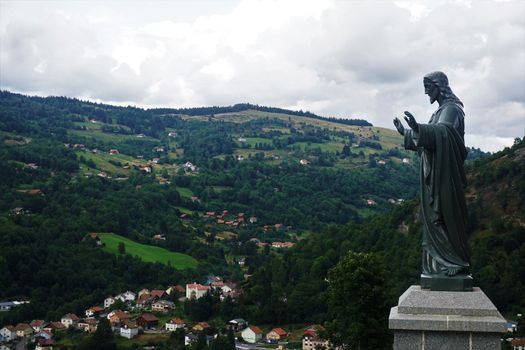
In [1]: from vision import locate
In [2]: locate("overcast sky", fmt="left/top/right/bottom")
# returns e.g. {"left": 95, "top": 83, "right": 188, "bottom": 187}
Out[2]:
{"left": 1, "top": 0, "right": 524, "bottom": 152}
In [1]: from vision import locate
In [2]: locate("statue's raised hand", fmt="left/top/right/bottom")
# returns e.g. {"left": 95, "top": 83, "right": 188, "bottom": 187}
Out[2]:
{"left": 393, "top": 117, "right": 405, "bottom": 136}
{"left": 404, "top": 111, "right": 419, "bottom": 133}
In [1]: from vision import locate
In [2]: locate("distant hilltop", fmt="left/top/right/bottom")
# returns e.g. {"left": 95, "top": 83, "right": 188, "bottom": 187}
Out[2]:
{"left": 150, "top": 103, "right": 373, "bottom": 127}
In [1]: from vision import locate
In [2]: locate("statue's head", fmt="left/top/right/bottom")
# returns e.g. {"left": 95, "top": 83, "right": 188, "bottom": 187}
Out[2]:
{"left": 423, "top": 71, "right": 463, "bottom": 107}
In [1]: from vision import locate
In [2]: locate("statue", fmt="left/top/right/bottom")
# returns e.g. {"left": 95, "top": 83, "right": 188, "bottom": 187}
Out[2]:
{"left": 393, "top": 71, "right": 472, "bottom": 291}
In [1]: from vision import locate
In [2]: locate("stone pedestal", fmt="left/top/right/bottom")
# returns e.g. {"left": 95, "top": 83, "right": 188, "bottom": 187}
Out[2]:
{"left": 389, "top": 286, "right": 506, "bottom": 350}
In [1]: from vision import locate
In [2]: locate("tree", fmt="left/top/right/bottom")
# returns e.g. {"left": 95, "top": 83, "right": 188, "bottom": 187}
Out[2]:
{"left": 81, "top": 318, "right": 116, "bottom": 350}
{"left": 118, "top": 242, "right": 126, "bottom": 255}
{"left": 323, "top": 251, "right": 390, "bottom": 350}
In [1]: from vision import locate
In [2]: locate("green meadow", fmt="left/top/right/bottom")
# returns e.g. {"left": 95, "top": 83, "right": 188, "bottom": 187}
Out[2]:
{"left": 98, "top": 233, "right": 198, "bottom": 269}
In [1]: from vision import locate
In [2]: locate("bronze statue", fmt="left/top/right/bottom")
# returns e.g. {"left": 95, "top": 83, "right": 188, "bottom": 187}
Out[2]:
{"left": 393, "top": 71, "right": 472, "bottom": 291}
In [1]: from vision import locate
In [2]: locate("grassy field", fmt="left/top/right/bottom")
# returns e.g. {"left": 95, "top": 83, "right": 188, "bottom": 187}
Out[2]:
{"left": 98, "top": 233, "right": 198, "bottom": 269}
{"left": 176, "top": 187, "right": 194, "bottom": 198}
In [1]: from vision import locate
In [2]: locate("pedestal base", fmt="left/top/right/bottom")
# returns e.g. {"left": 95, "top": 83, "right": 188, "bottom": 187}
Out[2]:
{"left": 389, "top": 286, "right": 506, "bottom": 350}
{"left": 421, "top": 273, "right": 473, "bottom": 291}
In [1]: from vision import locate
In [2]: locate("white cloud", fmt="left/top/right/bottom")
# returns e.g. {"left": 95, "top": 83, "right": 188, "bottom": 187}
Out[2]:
{"left": 0, "top": 0, "right": 524, "bottom": 152}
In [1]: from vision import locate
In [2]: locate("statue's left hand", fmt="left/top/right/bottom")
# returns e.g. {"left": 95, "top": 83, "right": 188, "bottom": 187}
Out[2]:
{"left": 404, "top": 111, "right": 419, "bottom": 133}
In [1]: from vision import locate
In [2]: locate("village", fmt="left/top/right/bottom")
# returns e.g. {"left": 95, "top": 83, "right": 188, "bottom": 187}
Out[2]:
{"left": 0, "top": 275, "right": 327, "bottom": 350}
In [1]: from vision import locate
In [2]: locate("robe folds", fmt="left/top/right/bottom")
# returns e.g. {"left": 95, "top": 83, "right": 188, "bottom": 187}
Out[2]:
{"left": 404, "top": 101, "right": 470, "bottom": 275}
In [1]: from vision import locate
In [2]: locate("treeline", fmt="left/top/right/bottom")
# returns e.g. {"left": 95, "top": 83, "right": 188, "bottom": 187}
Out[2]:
{"left": 150, "top": 103, "right": 373, "bottom": 127}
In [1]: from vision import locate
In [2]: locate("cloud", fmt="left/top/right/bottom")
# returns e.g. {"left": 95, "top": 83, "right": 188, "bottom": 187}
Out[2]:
{"left": 0, "top": 0, "right": 523, "bottom": 152}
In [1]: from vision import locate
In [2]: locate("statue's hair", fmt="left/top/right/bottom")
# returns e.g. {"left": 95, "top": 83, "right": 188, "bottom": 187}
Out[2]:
{"left": 424, "top": 71, "right": 463, "bottom": 107}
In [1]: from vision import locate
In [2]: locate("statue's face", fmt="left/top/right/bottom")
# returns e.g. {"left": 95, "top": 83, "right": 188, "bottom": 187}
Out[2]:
{"left": 424, "top": 81, "right": 440, "bottom": 104}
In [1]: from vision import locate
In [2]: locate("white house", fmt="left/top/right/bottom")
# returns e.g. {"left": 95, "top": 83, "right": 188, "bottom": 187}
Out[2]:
{"left": 241, "top": 326, "right": 263, "bottom": 343}
{"left": 61, "top": 313, "right": 80, "bottom": 328}
{"left": 0, "top": 326, "right": 16, "bottom": 342}
{"left": 120, "top": 324, "right": 139, "bottom": 339}
{"left": 165, "top": 318, "right": 185, "bottom": 331}
{"left": 186, "top": 283, "right": 210, "bottom": 299}
{"left": 104, "top": 297, "right": 115, "bottom": 308}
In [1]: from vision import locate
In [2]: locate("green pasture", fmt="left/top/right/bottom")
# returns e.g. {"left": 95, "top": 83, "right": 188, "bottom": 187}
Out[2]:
{"left": 176, "top": 187, "right": 194, "bottom": 198}
{"left": 98, "top": 233, "right": 198, "bottom": 269}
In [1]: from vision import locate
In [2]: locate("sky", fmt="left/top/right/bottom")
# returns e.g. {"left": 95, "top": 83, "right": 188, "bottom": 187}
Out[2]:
{"left": 0, "top": 0, "right": 524, "bottom": 152}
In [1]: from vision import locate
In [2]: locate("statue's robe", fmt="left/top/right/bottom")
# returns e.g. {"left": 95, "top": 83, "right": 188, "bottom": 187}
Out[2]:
{"left": 404, "top": 101, "right": 470, "bottom": 275}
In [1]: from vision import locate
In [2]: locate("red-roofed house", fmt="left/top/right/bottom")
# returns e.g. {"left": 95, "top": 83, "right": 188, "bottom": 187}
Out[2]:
{"left": 30, "top": 320, "right": 46, "bottom": 333}
{"left": 136, "top": 314, "right": 159, "bottom": 330}
{"left": 302, "top": 325, "right": 329, "bottom": 350}
{"left": 15, "top": 323, "right": 34, "bottom": 337}
{"left": 61, "top": 313, "right": 80, "bottom": 328}
{"left": 85, "top": 306, "right": 104, "bottom": 317}
{"left": 512, "top": 338, "right": 525, "bottom": 350}
{"left": 150, "top": 289, "right": 167, "bottom": 299}
{"left": 166, "top": 318, "right": 185, "bottom": 331}
{"left": 266, "top": 328, "right": 288, "bottom": 342}
{"left": 192, "top": 322, "right": 210, "bottom": 332}
{"left": 167, "top": 285, "right": 186, "bottom": 296}
{"left": 186, "top": 283, "right": 210, "bottom": 299}
{"left": 242, "top": 326, "right": 263, "bottom": 343}
{"left": 44, "top": 322, "right": 66, "bottom": 333}
{"left": 78, "top": 318, "right": 98, "bottom": 333}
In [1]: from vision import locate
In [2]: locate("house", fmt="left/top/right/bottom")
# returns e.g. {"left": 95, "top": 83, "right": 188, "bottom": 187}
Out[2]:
{"left": 210, "top": 281, "right": 233, "bottom": 294}
{"left": 30, "top": 320, "right": 46, "bottom": 333}
{"left": 168, "top": 132, "right": 178, "bottom": 138}
{"left": 377, "top": 160, "right": 386, "bottom": 165}
{"left": 150, "top": 289, "right": 167, "bottom": 299}
{"left": 249, "top": 216, "right": 258, "bottom": 223}
{"left": 166, "top": 285, "right": 186, "bottom": 296}
{"left": 186, "top": 283, "right": 210, "bottom": 299}
{"left": 299, "top": 159, "right": 309, "bottom": 165}
{"left": 266, "top": 328, "right": 288, "bottom": 343}
{"left": 192, "top": 322, "right": 210, "bottom": 332}
{"left": 135, "top": 292, "right": 153, "bottom": 308}
{"left": 185, "top": 333, "right": 216, "bottom": 346}
{"left": 302, "top": 325, "right": 329, "bottom": 350}
{"left": 0, "top": 326, "right": 16, "bottom": 342}
{"left": 183, "top": 162, "right": 197, "bottom": 172}
{"left": 35, "top": 339, "right": 55, "bottom": 350}
{"left": 61, "top": 313, "right": 80, "bottom": 328}
{"left": 136, "top": 314, "right": 159, "bottom": 330}
{"left": 104, "top": 297, "right": 115, "bottom": 308}
{"left": 120, "top": 321, "right": 139, "bottom": 339}
{"left": 507, "top": 320, "right": 518, "bottom": 332}
{"left": 228, "top": 318, "right": 248, "bottom": 331}
{"left": 166, "top": 318, "right": 186, "bottom": 331}
{"left": 85, "top": 306, "right": 104, "bottom": 317}
{"left": 109, "top": 149, "right": 119, "bottom": 155}
{"left": 44, "top": 321, "right": 66, "bottom": 333}
{"left": 108, "top": 310, "right": 130, "bottom": 326}
{"left": 77, "top": 318, "right": 98, "bottom": 333}
{"left": 402, "top": 158, "right": 411, "bottom": 164}
{"left": 242, "top": 325, "right": 263, "bottom": 343}
{"left": 512, "top": 338, "right": 525, "bottom": 350}
{"left": 151, "top": 300, "right": 175, "bottom": 313}
{"left": 272, "top": 242, "right": 295, "bottom": 248}
{"left": 0, "top": 302, "right": 15, "bottom": 312}
{"left": 15, "top": 323, "right": 33, "bottom": 337}
{"left": 33, "top": 330, "right": 53, "bottom": 341}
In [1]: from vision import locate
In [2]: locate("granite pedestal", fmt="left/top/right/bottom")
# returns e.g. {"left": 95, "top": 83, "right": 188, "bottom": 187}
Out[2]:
{"left": 389, "top": 286, "right": 506, "bottom": 350}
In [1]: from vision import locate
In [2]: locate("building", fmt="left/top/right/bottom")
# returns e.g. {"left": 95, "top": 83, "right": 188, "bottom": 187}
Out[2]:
{"left": 192, "top": 322, "right": 210, "bottom": 332}
{"left": 513, "top": 338, "right": 525, "bottom": 350}
{"left": 15, "top": 323, "right": 33, "bottom": 337}
{"left": 0, "top": 302, "right": 15, "bottom": 312}
{"left": 108, "top": 310, "right": 130, "bottom": 326}
{"left": 242, "top": 326, "right": 263, "bottom": 343}
{"left": 228, "top": 318, "right": 248, "bottom": 331}
{"left": 266, "top": 328, "right": 288, "bottom": 342}
{"left": 186, "top": 283, "right": 210, "bottom": 299}
{"left": 61, "top": 313, "right": 80, "bottom": 328}
{"left": 136, "top": 314, "right": 159, "bottom": 330}
{"left": 151, "top": 300, "right": 175, "bottom": 313}
{"left": 78, "top": 318, "right": 98, "bottom": 333}
{"left": 166, "top": 318, "right": 185, "bottom": 332}
{"left": 85, "top": 306, "right": 104, "bottom": 317}
{"left": 104, "top": 297, "right": 115, "bottom": 308}
{"left": 120, "top": 322, "right": 139, "bottom": 339}
{"left": 30, "top": 320, "right": 46, "bottom": 333}
{"left": 302, "top": 326, "right": 330, "bottom": 350}
{"left": 0, "top": 326, "right": 16, "bottom": 342}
